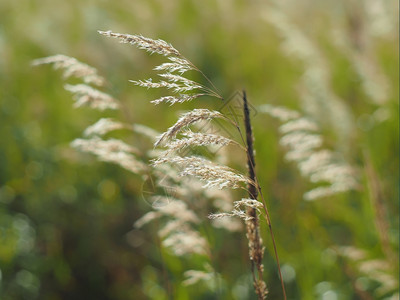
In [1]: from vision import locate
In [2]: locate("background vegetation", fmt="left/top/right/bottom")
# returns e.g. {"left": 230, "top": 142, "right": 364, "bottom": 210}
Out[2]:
{"left": 0, "top": 0, "right": 398, "bottom": 299}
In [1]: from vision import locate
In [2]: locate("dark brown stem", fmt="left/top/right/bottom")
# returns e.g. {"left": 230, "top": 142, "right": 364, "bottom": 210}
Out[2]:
{"left": 243, "top": 90, "right": 267, "bottom": 299}
{"left": 243, "top": 90, "right": 287, "bottom": 300}
{"left": 244, "top": 90, "right": 258, "bottom": 201}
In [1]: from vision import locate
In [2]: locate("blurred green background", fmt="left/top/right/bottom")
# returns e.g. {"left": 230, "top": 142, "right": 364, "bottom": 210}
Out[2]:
{"left": 0, "top": 0, "right": 398, "bottom": 299}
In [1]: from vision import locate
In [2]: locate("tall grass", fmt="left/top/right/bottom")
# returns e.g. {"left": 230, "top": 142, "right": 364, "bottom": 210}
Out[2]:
{"left": 22, "top": 0, "right": 399, "bottom": 299}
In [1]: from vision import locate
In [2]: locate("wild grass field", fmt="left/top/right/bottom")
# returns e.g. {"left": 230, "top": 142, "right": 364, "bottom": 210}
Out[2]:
{"left": 0, "top": 0, "right": 398, "bottom": 299}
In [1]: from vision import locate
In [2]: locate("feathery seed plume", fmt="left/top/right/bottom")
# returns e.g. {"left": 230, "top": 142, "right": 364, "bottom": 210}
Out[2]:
{"left": 32, "top": 55, "right": 105, "bottom": 86}
{"left": 258, "top": 104, "right": 300, "bottom": 121}
{"left": 150, "top": 94, "right": 203, "bottom": 105}
{"left": 84, "top": 118, "right": 128, "bottom": 137}
{"left": 154, "top": 60, "right": 194, "bottom": 74}
{"left": 153, "top": 156, "right": 252, "bottom": 190}
{"left": 163, "top": 130, "right": 239, "bottom": 155}
{"left": 261, "top": 104, "right": 359, "bottom": 201}
{"left": 183, "top": 269, "right": 215, "bottom": 286}
{"left": 64, "top": 84, "right": 119, "bottom": 110}
{"left": 279, "top": 118, "right": 319, "bottom": 133}
{"left": 154, "top": 109, "right": 226, "bottom": 147}
{"left": 162, "top": 229, "right": 209, "bottom": 256}
{"left": 134, "top": 211, "right": 161, "bottom": 228}
{"left": 71, "top": 138, "right": 146, "bottom": 174}
{"left": 98, "top": 30, "right": 181, "bottom": 57}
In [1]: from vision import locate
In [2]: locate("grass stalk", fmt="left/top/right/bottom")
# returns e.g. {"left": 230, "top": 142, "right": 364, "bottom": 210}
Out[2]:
{"left": 242, "top": 90, "right": 287, "bottom": 300}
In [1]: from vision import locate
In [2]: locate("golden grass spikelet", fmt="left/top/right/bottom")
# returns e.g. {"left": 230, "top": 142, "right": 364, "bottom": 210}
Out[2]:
{"left": 131, "top": 76, "right": 205, "bottom": 94}
{"left": 280, "top": 132, "right": 323, "bottom": 150}
{"left": 130, "top": 78, "right": 179, "bottom": 89}
{"left": 154, "top": 60, "right": 193, "bottom": 74}
{"left": 163, "top": 130, "right": 239, "bottom": 155}
{"left": 32, "top": 55, "right": 105, "bottom": 86}
{"left": 261, "top": 104, "right": 359, "bottom": 201}
{"left": 279, "top": 117, "right": 319, "bottom": 133}
{"left": 207, "top": 189, "right": 243, "bottom": 232}
{"left": 303, "top": 185, "right": 349, "bottom": 200}
{"left": 150, "top": 94, "right": 203, "bottom": 105}
{"left": 64, "top": 84, "right": 119, "bottom": 111}
{"left": 154, "top": 109, "right": 226, "bottom": 147}
{"left": 71, "top": 138, "right": 146, "bottom": 174}
{"left": 135, "top": 199, "right": 210, "bottom": 257}
{"left": 208, "top": 198, "right": 264, "bottom": 221}
{"left": 98, "top": 30, "right": 181, "bottom": 57}
{"left": 335, "top": 246, "right": 399, "bottom": 297}
{"left": 133, "top": 211, "right": 161, "bottom": 229}
{"left": 110, "top": 31, "right": 223, "bottom": 105}
{"left": 153, "top": 156, "right": 252, "bottom": 190}
{"left": 135, "top": 206, "right": 197, "bottom": 237}
{"left": 258, "top": 104, "right": 300, "bottom": 122}
{"left": 183, "top": 269, "right": 215, "bottom": 286}
{"left": 153, "top": 197, "right": 200, "bottom": 224}
{"left": 158, "top": 73, "right": 203, "bottom": 91}
{"left": 84, "top": 118, "right": 128, "bottom": 137}
{"left": 71, "top": 137, "right": 138, "bottom": 155}
{"left": 162, "top": 229, "right": 209, "bottom": 256}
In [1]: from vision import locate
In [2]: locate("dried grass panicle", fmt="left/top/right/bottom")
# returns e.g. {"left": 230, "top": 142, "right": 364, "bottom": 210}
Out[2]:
{"left": 153, "top": 156, "right": 252, "bottom": 190}
{"left": 130, "top": 78, "right": 179, "bottom": 89}
{"left": 150, "top": 94, "right": 203, "bottom": 105}
{"left": 163, "top": 130, "right": 239, "bottom": 155}
{"left": 261, "top": 104, "right": 359, "bottom": 201}
{"left": 131, "top": 75, "right": 206, "bottom": 100}
{"left": 135, "top": 197, "right": 209, "bottom": 257}
{"left": 206, "top": 189, "right": 243, "bottom": 232}
{"left": 280, "top": 132, "right": 323, "bottom": 150}
{"left": 163, "top": 229, "right": 209, "bottom": 256}
{"left": 258, "top": 104, "right": 300, "bottom": 122}
{"left": 84, "top": 118, "right": 128, "bottom": 137}
{"left": 96, "top": 32, "right": 270, "bottom": 297}
{"left": 134, "top": 211, "right": 161, "bottom": 229}
{"left": 71, "top": 137, "right": 146, "bottom": 174}
{"left": 154, "top": 60, "right": 194, "bottom": 74}
{"left": 135, "top": 199, "right": 212, "bottom": 262}
{"left": 34, "top": 51, "right": 217, "bottom": 282}
{"left": 131, "top": 78, "right": 202, "bottom": 94}
{"left": 154, "top": 109, "right": 226, "bottom": 147}
{"left": 208, "top": 198, "right": 264, "bottom": 221}
{"left": 159, "top": 73, "right": 200, "bottom": 86}
{"left": 303, "top": 182, "right": 357, "bottom": 201}
{"left": 279, "top": 117, "right": 319, "bottom": 133}
{"left": 64, "top": 84, "right": 119, "bottom": 111}
{"left": 335, "top": 246, "right": 399, "bottom": 297}
{"left": 100, "top": 30, "right": 222, "bottom": 105}
{"left": 235, "top": 198, "right": 264, "bottom": 210}
{"left": 246, "top": 211, "right": 267, "bottom": 298}
{"left": 98, "top": 30, "right": 181, "bottom": 57}
{"left": 209, "top": 209, "right": 250, "bottom": 221}
{"left": 31, "top": 55, "right": 105, "bottom": 86}
{"left": 156, "top": 73, "right": 207, "bottom": 93}
{"left": 183, "top": 268, "right": 215, "bottom": 286}
{"left": 71, "top": 137, "right": 138, "bottom": 154}
{"left": 154, "top": 197, "right": 200, "bottom": 224}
